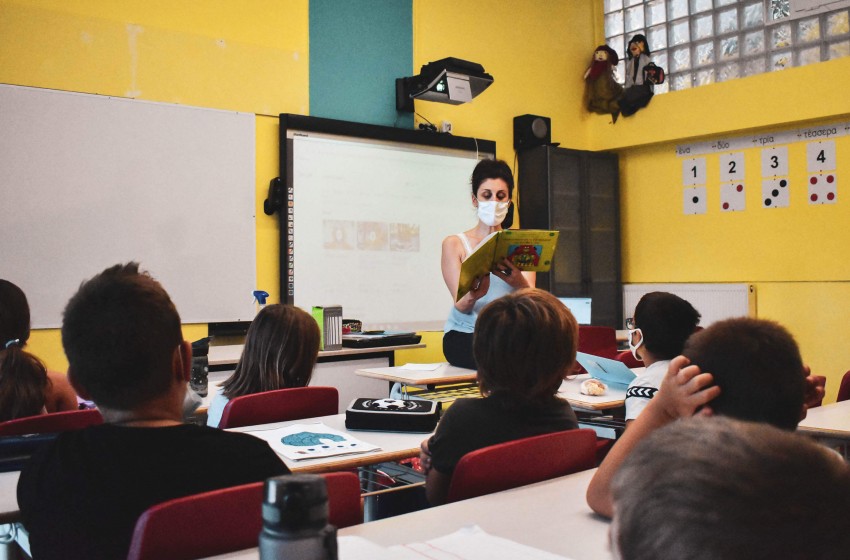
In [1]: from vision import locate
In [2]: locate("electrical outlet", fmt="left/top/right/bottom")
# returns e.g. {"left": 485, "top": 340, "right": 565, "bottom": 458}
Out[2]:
{"left": 441, "top": 121, "right": 452, "bottom": 134}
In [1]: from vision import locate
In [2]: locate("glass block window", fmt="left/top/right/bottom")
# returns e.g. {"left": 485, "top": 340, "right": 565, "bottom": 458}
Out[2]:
{"left": 602, "top": 1, "right": 850, "bottom": 93}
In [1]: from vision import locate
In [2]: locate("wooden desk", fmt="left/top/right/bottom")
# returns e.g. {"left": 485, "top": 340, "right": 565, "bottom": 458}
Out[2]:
{"left": 203, "top": 468, "right": 613, "bottom": 560}
{"left": 208, "top": 343, "right": 426, "bottom": 368}
{"left": 559, "top": 373, "right": 633, "bottom": 412}
{"left": 207, "top": 344, "right": 426, "bottom": 414}
{"left": 0, "top": 414, "right": 428, "bottom": 525}
{"left": 355, "top": 363, "right": 476, "bottom": 387}
{"left": 229, "top": 414, "right": 427, "bottom": 474}
{"left": 798, "top": 400, "right": 850, "bottom": 439}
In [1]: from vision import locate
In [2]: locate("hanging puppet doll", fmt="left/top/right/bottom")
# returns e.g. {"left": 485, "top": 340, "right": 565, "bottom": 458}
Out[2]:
{"left": 619, "top": 34, "right": 655, "bottom": 117}
{"left": 584, "top": 45, "right": 623, "bottom": 123}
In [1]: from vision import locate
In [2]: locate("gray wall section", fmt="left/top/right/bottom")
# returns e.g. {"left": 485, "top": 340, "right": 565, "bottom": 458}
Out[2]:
{"left": 309, "top": 0, "right": 414, "bottom": 127}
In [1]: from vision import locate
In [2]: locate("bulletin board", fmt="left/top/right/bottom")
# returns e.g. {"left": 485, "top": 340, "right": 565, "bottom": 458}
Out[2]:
{"left": 0, "top": 84, "right": 257, "bottom": 328}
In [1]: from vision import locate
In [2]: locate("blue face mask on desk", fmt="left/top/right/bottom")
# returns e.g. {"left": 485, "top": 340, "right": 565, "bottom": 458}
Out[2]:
{"left": 477, "top": 200, "right": 510, "bottom": 227}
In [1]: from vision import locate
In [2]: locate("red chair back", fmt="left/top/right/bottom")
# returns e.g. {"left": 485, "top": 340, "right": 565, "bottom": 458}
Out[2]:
{"left": 615, "top": 349, "right": 643, "bottom": 369}
{"left": 127, "top": 471, "right": 362, "bottom": 560}
{"left": 446, "top": 428, "right": 597, "bottom": 503}
{"left": 837, "top": 370, "right": 850, "bottom": 402}
{"left": 577, "top": 326, "right": 618, "bottom": 360}
{"left": 218, "top": 387, "right": 339, "bottom": 429}
{"left": 0, "top": 408, "right": 103, "bottom": 436}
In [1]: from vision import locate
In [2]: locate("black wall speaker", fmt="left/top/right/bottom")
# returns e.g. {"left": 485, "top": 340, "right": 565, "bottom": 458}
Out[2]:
{"left": 513, "top": 114, "right": 551, "bottom": 152}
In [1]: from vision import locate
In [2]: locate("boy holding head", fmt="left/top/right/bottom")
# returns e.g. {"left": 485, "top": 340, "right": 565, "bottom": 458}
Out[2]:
{"left": 17, "top": 263, "right": 288, "bottom": 559}
{"left": 587, "top": 317, "right": 824, "bottom": 518}
{"left": 611, "top": 417, "right": 850, "bottom": 560}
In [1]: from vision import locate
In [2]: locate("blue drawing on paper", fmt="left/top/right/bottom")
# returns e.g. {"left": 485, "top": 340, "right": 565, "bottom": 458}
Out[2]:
{"left": 282, "top": 431, "right": 347, "bottom": 448}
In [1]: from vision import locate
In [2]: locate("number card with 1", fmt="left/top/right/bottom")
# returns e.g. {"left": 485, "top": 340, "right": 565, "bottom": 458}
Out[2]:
{"left": 683, "top": 158, "right": 707, "bottom": 186}
{"left": 684, "top": 187, "right": 707, "bottom": 215}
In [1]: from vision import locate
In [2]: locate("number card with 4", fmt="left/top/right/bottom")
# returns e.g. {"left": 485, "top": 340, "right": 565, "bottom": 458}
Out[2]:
{"left": 807, "top": 141, "right": 836, "bottom": 173}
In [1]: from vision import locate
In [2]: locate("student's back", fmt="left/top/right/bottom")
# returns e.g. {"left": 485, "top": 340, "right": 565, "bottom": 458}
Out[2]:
{"left": 16, "top": 264, "right": 287, "bottom": 559}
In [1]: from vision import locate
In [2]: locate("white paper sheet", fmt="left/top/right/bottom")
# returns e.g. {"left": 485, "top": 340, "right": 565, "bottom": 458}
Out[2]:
{"left": 245, "top": 422, "right": 380, "bottom": 461}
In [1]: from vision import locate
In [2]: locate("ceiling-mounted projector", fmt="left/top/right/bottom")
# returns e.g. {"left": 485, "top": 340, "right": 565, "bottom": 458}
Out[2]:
{"left": 396, "top": 57, "right": 494, "bottom": 113}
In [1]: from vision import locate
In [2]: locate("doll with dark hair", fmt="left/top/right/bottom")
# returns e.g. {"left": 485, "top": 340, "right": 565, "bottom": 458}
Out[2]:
{"left": 584, "top": 44, "right": 623, "bottom": 122}
{"left": 619, "top": 34, "right": 655, "bottom": 117}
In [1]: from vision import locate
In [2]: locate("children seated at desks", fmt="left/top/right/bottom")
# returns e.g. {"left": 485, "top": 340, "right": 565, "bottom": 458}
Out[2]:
{"left": 587, "top": 317, "right": 824, "bottom": 518}
{"left": 624, "top": 291, "right": 701, "bottom": 423}
{"left": 17, "top": 263, "right": 288, "bottom": 560}
{"left": 206, "top": 303, "right": 320, "bottom": 428}
{"left": 0, "top": 279, "right": 78, "bottom": 422}
{"left": 420, "top": 288, "right": 579, "bottom": 505}
{"left": 611, "top": 417, "right": 850, "bottom": 560}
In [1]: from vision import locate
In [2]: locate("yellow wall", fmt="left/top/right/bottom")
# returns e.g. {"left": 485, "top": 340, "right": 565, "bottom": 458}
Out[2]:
{"left": 6, "top": 0, "right": 848, "bottom": 401}
{"left": 589, "top": 45, "right": 850, "bottom": 402}
{"left": 0, "top": 0, "right": 309, "bottom": 370}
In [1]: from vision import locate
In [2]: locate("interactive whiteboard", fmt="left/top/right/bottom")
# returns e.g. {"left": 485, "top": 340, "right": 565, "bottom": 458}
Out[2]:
{"left": 278, "top": 114, "right": 496, "bottom": 331}
{"left": 0, "top": 84, "right": 256, "bottom": 328}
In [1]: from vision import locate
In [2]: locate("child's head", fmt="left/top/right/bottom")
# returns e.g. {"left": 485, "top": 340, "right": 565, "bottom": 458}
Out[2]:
{"left": 612, "top": 416, "right": 850, "bottom": 560}
{"left": 683, "top": 317, "right": 805, "bottom": 430}
{"left": 223, "top": 304, "right": 320, "bottom": 399}
{"left": 0, "top": 279, "right": 48, "bottom": 421}
{"left": 62, "top": 263, "right": 183, "bottom": 410}
{"left": 630, "top": 292, "right": 700, "bottom": 360}
{"left": 474, "top": 288, "right": 577, "bottom": 403}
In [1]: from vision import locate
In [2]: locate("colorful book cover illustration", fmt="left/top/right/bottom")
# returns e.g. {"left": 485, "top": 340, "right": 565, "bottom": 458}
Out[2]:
{"left": 456, "top": 229, "right": 559, "bottom": 301}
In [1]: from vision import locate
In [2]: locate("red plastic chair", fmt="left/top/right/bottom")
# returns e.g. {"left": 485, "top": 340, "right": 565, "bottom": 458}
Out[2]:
{"left": 578, "top": 326, "right": 618, "bottom": 359}
{"left": 127, "top": 471, "right": 362, "bottom": 560}
{"left": 615, "top": 350, "right": 643, "bottom": 369}
{"left": 837, "top": 370, "right": 850, "bottom": 402}
{"left": 218, "top": 387, "right": 339, "bottom": 429}
{"left": 0, "top": 408, "right": 103, "bottom": 436}
{"left": 446, "top": 428, "right": 597, "bottom": 503}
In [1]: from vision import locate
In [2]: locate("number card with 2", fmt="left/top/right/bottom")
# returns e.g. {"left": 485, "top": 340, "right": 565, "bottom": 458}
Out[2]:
{"left": 683, "top": 158, "right": 707, "bottom": 186}
{"left": 720, "top": 153, "right": 744, "bottom": 183}
{"left": 761, "top": 146, "right": 788, "bottom": 177}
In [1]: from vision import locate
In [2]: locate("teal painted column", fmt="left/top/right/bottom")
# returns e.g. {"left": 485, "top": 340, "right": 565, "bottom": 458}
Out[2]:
{"left": 309, "top": 0, "right": 413, "bottom": 127}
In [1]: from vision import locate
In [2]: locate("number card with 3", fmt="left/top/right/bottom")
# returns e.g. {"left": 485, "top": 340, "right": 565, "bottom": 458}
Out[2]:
{"left": 806, "top": 141, "right": 836, "bottom": 173}
{"left": 683, "top": 158, "right": 707, "bottom": 186}
{"left": 761, "top": 146, "right": 788, "bottom": 177}
{"left": 720, "top": 153, "right": 744, "bottom": 183}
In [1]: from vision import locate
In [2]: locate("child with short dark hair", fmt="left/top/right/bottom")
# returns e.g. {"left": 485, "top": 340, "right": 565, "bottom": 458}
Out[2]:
{"left": 421, "top": 288, "right": 579, "bottom": 505}
{"left": 587, "top": 317, "right": 820, "bottom": 518}
{"left": 624, "top": 291, "right": 701, "bottom": 421}
{"left": 17, "top": 263, "right": 288, "bottom": 560}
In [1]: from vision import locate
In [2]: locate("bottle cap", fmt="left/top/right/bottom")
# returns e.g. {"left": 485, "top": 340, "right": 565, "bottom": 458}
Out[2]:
{"left": 262, "top": 474, "right": 328, "bottom": 532}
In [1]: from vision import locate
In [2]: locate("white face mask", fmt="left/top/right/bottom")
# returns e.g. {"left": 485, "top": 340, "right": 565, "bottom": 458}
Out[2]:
{"left": 477, "top": 200, "right": 510, "bottom": 227}
{"left": 628, "top": 328, "right": 644, "bottom": 361}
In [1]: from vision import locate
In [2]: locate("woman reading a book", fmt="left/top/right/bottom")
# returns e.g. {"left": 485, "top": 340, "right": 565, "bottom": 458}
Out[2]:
{"left": 206, "top": 304, "right": 320, "bottom": 427}
{"left": 441, "top": 159, "right": 535, "bottom": 369}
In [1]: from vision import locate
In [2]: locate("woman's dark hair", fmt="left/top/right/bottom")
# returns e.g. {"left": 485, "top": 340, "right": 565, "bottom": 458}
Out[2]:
{"left": 474, "top": 288, "right": 577, "bottom": 406}
{"left": 222, "top": 304, "right": 321, "bottom": 399}
{"left": 633, "top": 292, "right": 701, "bottom": 359}
{"left": 0, "top": 279, "right": 49, "bottom": 422}
{"left": 471, "top": 159, "right": 514, "bottom": 198}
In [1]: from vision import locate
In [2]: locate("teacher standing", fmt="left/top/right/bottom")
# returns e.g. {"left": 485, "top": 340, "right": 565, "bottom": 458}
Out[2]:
{"left": 441, "top": 159, "right": 535, "bottom": 369}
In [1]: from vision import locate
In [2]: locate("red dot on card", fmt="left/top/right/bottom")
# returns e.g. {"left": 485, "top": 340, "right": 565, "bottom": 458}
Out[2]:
{"left": 810, "top": 176, "right": 818, "bottom": 185}
{"left": 827, "top": 192, "right": 835, "bottom": 200}
{"left": 736, "top": 184, "right": 743, "bottom": 192}
{"left": 811, "top": 193, "right": 818, "bottom": 202}
{"left": 723, "top": 202, "right": 729, "bottom": 210}
{"left": 827, "top": 175, "right": 835, "bottom": 183}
